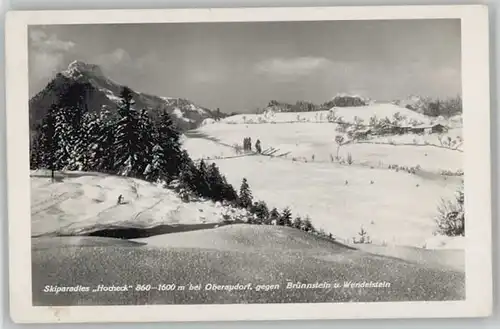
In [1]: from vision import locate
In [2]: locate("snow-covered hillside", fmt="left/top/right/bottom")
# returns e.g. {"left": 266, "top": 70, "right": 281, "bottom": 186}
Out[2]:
{"left": 183, "top": 103, "right": 463, "bottom": 249}
{"left": 31, "top": 170, "right": 250, "bottom": 237}
{"left": 393, "top": 95, "right": 428, "bottom": 111}
{"left": 222, "top": 103, "right": 432, "bottom": 125}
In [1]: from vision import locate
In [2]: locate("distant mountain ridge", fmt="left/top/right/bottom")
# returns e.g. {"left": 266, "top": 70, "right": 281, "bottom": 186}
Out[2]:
{"left": 259, "top": 93, "right": 371, "bottom": 114}
{"left": 257, "top": 93, "right": 461, "bottom": 118}
{"left": 29, "top": 60, "right": 221, "bottom": 131}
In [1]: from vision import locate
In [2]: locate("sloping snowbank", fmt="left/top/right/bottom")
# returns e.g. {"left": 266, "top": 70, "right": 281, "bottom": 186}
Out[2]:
{"left": 31, "top": 170, "right": 249, "bottom": 236}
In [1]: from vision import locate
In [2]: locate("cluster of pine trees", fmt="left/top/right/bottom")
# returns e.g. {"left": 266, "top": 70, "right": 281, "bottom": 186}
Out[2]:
{"left": 30, "top": 85, "right": 336, "bottom": 240}
{"left": 30, "top": 86, "right": 238, "bottom": 204}
{"left": 237, "top": 178, "right": 334, "bottom": 239}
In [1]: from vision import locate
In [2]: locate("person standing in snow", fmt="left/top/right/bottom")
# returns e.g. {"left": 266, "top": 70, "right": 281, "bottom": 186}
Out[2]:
{"left": 117, "top": 194, "right": 123, "bottom": 205}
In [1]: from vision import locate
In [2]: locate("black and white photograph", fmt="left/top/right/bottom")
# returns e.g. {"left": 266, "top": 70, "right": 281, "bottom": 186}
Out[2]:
{"left": 5, "top": 5, "right": 492, "bottom": 323}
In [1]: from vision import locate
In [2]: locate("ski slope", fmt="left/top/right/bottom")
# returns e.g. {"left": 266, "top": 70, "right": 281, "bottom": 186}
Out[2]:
{"left": 183, "top": 103, "right": 463, "bottom": 249}
{"left": 31, "top": 170, "right": 249, "bottom": 237}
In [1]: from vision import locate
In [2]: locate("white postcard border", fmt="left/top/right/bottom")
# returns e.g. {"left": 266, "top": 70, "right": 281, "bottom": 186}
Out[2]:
{"left": 5, "top": 5, "right": 492, "bottom": 323}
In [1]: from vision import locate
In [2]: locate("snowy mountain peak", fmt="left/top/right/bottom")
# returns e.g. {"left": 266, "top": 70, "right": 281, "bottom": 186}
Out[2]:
{"left": 31, "top": 60, "right": 219, "bottom": 131}
{"left": 63, "top": 60, "right": 105, "bottom": 79}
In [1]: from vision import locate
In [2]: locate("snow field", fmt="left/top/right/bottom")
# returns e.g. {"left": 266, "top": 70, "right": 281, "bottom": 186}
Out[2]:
{"left": 182, "top": 104, "right": 463, "bottom": 248}
{"left": 207, "top": 156, "right": 459, "bottom": 248}
{"left": 192, "top": 121, "right": 462, "bottom": 173}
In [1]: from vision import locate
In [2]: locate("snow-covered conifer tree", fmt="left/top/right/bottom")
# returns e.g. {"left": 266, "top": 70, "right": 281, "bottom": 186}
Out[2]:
{"left": 238, "top": 178, "right": 253, "bottom": 209}
{"left": 114, "top": 86, "right": 141, "bottom": 176}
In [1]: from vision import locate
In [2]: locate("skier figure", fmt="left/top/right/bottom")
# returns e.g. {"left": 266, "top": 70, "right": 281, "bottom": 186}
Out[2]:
{"left": 117, "top": 194, "right": 123, "bottom": 205}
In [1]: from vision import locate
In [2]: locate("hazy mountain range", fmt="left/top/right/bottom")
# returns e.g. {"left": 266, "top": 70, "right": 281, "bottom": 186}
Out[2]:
{"left": 29, "top": 61, "right": 221, "bottom": 131}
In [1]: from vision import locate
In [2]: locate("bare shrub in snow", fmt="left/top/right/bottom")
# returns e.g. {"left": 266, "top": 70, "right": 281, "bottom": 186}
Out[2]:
{"left": 334, "top": 135, "right": 345, "bottom": 160}
{"left": 335, "top": 122, "right": 348, "bottom": 133}
{"left": 353, "top": 227, "right": 372, "bottom": 244}
{"left": 440, "top": 169, "right": 464, "bottom": 176}
{"left": 353, "top": 116, "right": 364, "bottom": 127}
{"left": 435, "top": 183, "right": 464, "bottom": 236}
{"left": 437, "top": 134, "right": 462, "bottom": 150}
{"left": 326, "top": 109, "right": 338, "bottom": 123}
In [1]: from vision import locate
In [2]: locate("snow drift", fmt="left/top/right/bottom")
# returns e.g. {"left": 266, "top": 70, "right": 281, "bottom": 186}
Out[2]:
{"left": 31, "top": 170, "right": 250, "bottom": 237}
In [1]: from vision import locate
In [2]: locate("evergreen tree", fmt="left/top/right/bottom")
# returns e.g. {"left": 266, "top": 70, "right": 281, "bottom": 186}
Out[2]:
{"left": 114, "top": 87, "right": 141, "bottom": 176}
{"left": 251, "top": 201, "right": 269, "bottom": 224}
{"left": 269, "top": 207, "right": 280, "bottom": 225}
{"left": 30, "top": 132, "right": 42, "bottom": 170}
{"left": 178, "top": 155, "right": 198, "bottom": 196}
{"left": 194, "top": 159, "right": 211, "bottom": 197}
{"left": 137, "top": 109, "right": 155, "bottom": 176}
{"left": 278, "top": 207, "right": 292, "bottom": 226}
{"left": 93, "top": 110, "right": 116, "bottom": 172}
{"left": 206, "top": 163, "right": 225, "bottom": 201}
{"left": 52, "top": 106, "right": 78, "bottom": 169}
{"left": 238, "top": 178, "right": 253, "bottom": 209}
{"left": 32, "top": 102, "right": 86, "bottom": 173}
{"left": 68, "top": 111, "right": 96, "bottom": 170}
{"left": 302, "top": 216, "right": 314, "bottom": 232}
{"left": 56, "top": 101, "right": 88, "bottom": 170}
{"left": 221, "top": 176, "right": 239, "bottom": 203}
{"left": 36, "top": 105, "right": 58, "bottom": 176}
{"left": 156, "top": 110, "right": 182, "bottom": 180}
{"left": 143, "top": 144, "right": 168, "bottom": 183}
{"left": 292, "top": 216, "right": 303, "bottom": 229}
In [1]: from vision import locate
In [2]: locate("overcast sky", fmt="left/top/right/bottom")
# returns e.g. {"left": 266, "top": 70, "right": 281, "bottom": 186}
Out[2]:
{"left": 29, "top": 19, "right": 461, "bottom": 112}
